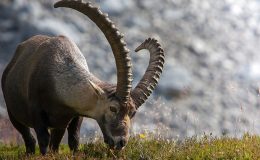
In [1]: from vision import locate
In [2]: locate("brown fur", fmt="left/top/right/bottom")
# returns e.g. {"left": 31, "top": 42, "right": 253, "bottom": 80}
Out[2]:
{"left": 2, "top": 0, "right": 164, "bottom": 155}
{"left": 1, "top": 35, "right": 136, "bottom": 154}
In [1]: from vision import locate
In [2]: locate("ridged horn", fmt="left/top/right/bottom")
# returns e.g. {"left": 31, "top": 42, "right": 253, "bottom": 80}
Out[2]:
{"left": 54, "top": 0, "right": 132, "bottom": 103}
{"left": 131, "top": 38, "right": 165, "bottom": 108}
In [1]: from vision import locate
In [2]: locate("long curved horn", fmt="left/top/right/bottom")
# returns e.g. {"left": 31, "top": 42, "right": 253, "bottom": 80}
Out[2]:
{"left": 54, "top": 0, "right": 132, "bottom": 103}
{"left": 131, "top": 38, "right": 165, "bottom": 108}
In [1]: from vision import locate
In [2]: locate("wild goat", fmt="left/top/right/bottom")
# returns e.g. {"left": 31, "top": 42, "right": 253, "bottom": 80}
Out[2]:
{"left": 1, "top": 0, "right": 165, "bottom": 155}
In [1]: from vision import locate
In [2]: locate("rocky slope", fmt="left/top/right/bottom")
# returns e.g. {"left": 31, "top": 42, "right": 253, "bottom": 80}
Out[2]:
{"left": 0, "top": 0, "right": 260, "bottom": 141}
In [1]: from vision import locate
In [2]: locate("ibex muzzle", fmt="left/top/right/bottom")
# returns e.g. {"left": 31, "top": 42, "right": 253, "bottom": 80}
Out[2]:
{"left": 1, "top": 0, "right": 165, "bottom": 154}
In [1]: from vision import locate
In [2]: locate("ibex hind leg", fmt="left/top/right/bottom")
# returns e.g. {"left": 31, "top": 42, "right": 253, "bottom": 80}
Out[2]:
{"left": 67, "top": 117, "right": 83, "bottom": 152}
{"left": 7, "top": 110, "right": 36, "bottom": 154}
{"left": 49, "top": 128, "right": 66, "bottom": 153}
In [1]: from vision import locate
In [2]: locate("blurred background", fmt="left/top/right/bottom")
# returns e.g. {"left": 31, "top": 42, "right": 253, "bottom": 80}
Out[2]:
{"left": 1, "top": 0, "right": 260, "bottom": 144}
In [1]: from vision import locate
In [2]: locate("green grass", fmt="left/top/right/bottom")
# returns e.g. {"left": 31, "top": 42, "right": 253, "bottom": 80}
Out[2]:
{"left": 1, "top": 134, "right": 260, "bottom": 159}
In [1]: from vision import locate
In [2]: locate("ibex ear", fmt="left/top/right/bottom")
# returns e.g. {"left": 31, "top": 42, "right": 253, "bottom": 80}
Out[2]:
{"left": 88, "top": 80, "right": 106, "bottom": 100}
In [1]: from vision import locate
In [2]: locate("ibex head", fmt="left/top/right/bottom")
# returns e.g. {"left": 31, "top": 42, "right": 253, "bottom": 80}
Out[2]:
{"left": 54, "top": 0, "right": 164, "bottom": 150}
{"left": 88, "top": 83, "right": 136, "bottom": 150}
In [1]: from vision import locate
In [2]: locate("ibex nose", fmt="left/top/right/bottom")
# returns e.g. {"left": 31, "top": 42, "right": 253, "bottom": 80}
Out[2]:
{"left": 115, "top": 138, "right": 127, "bottom": 150}
{"left": 119, "top": 139, "right": 126, "bottom": 147}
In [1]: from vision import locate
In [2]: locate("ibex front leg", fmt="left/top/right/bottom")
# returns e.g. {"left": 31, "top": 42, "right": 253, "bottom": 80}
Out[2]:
{"left": 32, "top": 109, "right": 51, "bottom": 155}
{"left": 49, "top": 129, "right": 66, "bottom": 152}
{"left": 34, "top": 127, "right": 50, "bottom": 155}
{"left": 67, "top": 117, "right": 83, "bottom": 152}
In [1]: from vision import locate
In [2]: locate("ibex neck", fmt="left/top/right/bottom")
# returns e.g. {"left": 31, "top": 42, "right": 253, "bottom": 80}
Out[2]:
{"left": 54, "top": 68, "right": 115, "bottom": 118}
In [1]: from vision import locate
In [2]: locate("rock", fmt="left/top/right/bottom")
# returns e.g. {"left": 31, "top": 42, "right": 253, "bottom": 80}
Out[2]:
{"left": 125, "top": 17, "right": 150, "bottom": 29}
{"left": 158, "top": 63, "right": 192, "bottom": 98}
{"left": 100, "top": 0, "right": 134, "bottom": 15}
{"left": 36, "top": 18, "right": 82, "bottom": 43}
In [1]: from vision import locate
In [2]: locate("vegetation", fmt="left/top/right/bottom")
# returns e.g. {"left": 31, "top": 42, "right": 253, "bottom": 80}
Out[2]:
{"left": 1, "top": 133, "right": 260, "bottom": 159}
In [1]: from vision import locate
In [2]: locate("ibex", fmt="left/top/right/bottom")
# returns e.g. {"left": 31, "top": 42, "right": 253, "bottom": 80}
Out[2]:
{"left": 1, "top": 0, "right": 165, "bottom": 155}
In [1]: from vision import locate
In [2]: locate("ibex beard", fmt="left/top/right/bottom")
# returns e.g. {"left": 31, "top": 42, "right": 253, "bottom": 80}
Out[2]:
{"left": 1, "top": 0, "right": 165, "bottom": 155}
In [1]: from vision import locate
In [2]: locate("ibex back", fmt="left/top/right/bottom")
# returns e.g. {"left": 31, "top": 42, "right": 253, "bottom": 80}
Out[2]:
{"left": 1, "top": 0, "right": 165, "bottom": 155}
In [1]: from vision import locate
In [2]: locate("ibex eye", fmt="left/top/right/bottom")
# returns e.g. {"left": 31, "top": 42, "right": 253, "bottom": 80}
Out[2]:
{"left": 110, "top": 106, "right": 117, "bottom": 113}
{"left": 130, "top": 111, "right": 136, "bottom": 118}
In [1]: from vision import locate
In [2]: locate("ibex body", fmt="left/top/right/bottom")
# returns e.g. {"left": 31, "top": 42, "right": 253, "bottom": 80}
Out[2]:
{"left": 1, "top": 0, "right": 164, "bottom": 155}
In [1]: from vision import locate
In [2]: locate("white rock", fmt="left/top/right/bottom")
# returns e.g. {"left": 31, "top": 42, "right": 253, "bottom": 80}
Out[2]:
{"left": 100, "top": 0, "right": 134, "bottom": 15}
{"left": 158, "top": 63, "right": 192, "bottom": 97}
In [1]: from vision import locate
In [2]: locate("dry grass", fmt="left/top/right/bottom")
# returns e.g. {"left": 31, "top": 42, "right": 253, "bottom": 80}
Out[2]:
{"left": 1, "top": 133, "right": 260, "bottom": 159}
